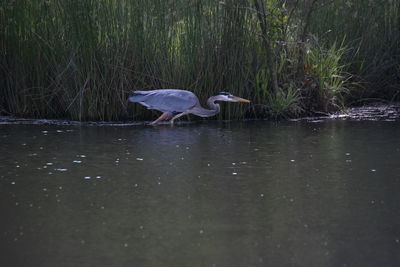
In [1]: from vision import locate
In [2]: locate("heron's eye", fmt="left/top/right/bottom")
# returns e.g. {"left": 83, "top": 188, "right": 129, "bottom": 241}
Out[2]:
{"left": 214, "top": 92, "right": 230, "bottom": 96}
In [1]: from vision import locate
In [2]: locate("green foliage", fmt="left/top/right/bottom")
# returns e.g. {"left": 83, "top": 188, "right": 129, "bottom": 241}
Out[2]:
{"left": 0, "top": 0, "right": 399, "bottom": 121}
{"left": 267, "top": 87, "right": 303, "bottom": 119}
{"left": 255, "top": 37, "right": 350, "bottom": 118}
{"left": 309, "top": 0, "right": 400, "bottom": 99}
{"left": 302, "top": 38, "right": 351, "bottom": 112}
{"left": 264, "top": 0, "right": 287, "bottom": 42}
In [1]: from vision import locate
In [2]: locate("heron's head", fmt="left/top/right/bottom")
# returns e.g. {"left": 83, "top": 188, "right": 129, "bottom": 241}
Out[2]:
{"left": 213, "top": 92, "right": 250, "bottom": 103}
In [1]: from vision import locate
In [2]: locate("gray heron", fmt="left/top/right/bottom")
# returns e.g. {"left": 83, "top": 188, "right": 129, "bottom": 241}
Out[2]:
{"left": 128, "top": 89, "right": 250, "bottom": 125}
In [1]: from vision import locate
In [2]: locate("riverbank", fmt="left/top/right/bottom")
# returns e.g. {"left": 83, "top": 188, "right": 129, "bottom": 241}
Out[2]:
{"left": 291, "top": 102, "right": 400, "bottom": 122}
{"left": 1, "top": 103, "right": 399, "bottom": 126}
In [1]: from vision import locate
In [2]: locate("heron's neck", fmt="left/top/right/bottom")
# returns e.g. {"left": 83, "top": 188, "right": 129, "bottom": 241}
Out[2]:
{"left": 190, "top": 96, "right": 220, "bottom": 117}
{"left": 206, "top": 96, "right": 221, "bottom": 114}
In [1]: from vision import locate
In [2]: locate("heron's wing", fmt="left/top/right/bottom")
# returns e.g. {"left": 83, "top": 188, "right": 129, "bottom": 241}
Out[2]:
{"left": 128, "top": 89, "right": 199, "bottom": 113}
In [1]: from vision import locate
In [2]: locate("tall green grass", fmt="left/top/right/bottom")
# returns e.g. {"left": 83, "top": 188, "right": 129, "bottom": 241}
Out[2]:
{"left": 0, "top": 0, "right": 258, "bottom": 121}
{"left": 309, "top": 0, "right": 400, "bottom": 100}
{"left": 0, "top": 0, "right": 399, "bottom": 121}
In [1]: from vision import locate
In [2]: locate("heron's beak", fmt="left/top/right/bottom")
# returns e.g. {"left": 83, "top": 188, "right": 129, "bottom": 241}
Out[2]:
{"left": 233, "top": 97, "right": 251, "bottom": 103}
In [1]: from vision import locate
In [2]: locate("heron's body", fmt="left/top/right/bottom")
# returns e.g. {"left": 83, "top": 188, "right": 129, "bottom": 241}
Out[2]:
{"left": 129, "top": 90, "right": 199, "bottom": 113}
{"left": 128, "top": 89, "right": 249, "bottom": 125}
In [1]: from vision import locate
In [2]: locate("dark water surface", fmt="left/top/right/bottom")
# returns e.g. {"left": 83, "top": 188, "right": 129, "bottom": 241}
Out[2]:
{"left": 1, "top": 121, "right": 400, "bottom": 267}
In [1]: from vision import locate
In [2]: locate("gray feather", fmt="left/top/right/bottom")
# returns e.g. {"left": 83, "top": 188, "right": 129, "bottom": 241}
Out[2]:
{"left": 128, "top": 89, "right": 199, "bottom": 113}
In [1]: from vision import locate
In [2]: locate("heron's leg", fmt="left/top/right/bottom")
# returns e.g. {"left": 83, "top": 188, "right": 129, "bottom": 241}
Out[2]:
{"left": 150, "top": 112, "right": 171, "bottom": 125}
{"left": 170, "top": 112, "right": 188, "bottom": 125}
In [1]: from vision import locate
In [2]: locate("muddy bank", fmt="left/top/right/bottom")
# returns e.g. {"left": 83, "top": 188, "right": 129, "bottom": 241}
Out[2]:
{"left": 291, "top": 102, "right": 400, "bottom": 122}
{"left": 340, "top": 103, "right": 400, "bottom": 121}
{"left": 1, "top": 103, "right": 400, "bottom": 125}
{"left": 0, "top": 116, "right": 146, "bottom": 126}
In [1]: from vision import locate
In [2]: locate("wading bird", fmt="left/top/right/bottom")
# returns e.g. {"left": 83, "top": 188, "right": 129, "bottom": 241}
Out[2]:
{"left": 128, "top": 89, "right": 250, "bottom": 125}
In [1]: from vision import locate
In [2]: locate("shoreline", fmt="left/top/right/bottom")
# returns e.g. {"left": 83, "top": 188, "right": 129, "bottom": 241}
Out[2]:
{"left": 1, "top": 103, "right": 399, "bottom": 126}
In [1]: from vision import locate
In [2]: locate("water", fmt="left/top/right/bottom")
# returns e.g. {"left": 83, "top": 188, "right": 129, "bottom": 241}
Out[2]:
{"left": 1, "top": 120, "right": 400, "bottom": 267}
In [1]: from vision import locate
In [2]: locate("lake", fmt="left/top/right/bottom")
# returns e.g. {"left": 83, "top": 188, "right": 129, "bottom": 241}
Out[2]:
{"left": 1, "top": 120, "right": 400, "bottom": 267}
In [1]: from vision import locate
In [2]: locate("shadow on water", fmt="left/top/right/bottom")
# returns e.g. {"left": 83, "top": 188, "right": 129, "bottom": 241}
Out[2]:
{"left": 1, "top": 121, "right": 400, "bottom": 266}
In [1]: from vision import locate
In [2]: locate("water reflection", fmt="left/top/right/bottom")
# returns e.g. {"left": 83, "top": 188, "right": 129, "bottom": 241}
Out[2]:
{"left": 1, "top": 121, "right": 400, "bottom": 266}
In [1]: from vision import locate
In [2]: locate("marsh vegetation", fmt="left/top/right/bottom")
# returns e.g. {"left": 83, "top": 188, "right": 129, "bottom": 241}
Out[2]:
{"left": 1, "top": 0, "right": 399, "bottom": 121}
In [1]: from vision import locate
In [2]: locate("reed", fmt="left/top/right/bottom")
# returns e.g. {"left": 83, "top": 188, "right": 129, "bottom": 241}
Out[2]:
{"left": 0, "top": 0, "right": 399, "bottom": 121}
{"left": 309, "top": 0, "right": 400, "bottom": 100}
